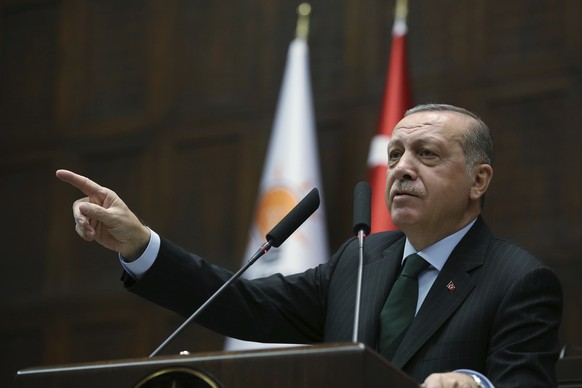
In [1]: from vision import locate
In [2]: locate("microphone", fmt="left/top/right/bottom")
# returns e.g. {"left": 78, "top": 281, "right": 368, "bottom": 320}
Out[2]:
{"left": 267, "top": 188, "right": 320, "bottom": 247}
{"left": 352, "top": 182, "right": 371, "bottom": 236}
{"left": 351, "top": 181, "right": 370, "bottom": 342}
{"left": 149, "top": 188, "right": 321, "bottom": 357}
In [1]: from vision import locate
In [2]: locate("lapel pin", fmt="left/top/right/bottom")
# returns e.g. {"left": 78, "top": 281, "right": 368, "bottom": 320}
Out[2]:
{"left": 446, "top": 280, "right": 456, "bottom": 293}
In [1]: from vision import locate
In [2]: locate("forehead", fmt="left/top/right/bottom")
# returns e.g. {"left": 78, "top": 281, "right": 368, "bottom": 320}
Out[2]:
{"left": 391, "top": 111, "right": 468, "bottom": 143}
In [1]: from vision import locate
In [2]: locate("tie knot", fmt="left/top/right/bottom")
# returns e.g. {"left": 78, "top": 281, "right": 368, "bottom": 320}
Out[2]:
{"left": 401, "top": 253, "right": 429, "bottom": 278}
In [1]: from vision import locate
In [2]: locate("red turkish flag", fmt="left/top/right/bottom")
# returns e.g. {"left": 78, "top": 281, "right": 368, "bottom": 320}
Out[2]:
{"left": 367, "top": 11, "right": 413, "bottom": 233}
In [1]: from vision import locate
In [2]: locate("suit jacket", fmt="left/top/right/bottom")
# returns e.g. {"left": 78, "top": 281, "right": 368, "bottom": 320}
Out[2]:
{"left": 125, "top": 217, "right": 563, "bottom": 386}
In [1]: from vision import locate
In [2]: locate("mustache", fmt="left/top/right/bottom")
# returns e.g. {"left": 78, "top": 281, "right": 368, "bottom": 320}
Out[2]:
{"left": 390, "top": 181, "right": 425, "bottom": 198}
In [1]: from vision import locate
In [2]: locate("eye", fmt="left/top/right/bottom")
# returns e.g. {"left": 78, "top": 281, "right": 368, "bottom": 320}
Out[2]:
{"left": 388, "top": 149, "right": 402, "bottom": 163}
{"left": 419, "top": 148, "right": 437, "bottom": 158}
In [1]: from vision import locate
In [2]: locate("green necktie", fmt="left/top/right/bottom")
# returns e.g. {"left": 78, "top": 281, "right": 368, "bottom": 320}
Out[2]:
{"left": 378, "top": 253, "right": 429, "bottom": 355}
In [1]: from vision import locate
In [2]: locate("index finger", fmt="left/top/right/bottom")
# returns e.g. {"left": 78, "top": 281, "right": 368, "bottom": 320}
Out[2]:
{"left": 56, "top": 169, "right": 105, "bottom": 197}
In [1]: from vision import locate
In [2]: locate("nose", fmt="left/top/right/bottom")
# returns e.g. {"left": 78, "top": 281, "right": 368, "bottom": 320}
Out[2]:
{"left": 389, "top": 152, "right": 417, "bottom": 181}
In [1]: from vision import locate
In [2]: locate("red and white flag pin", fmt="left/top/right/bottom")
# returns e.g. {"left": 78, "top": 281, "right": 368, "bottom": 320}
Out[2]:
{"left": 446, "top": 280, "right": 456, "bottom": 293}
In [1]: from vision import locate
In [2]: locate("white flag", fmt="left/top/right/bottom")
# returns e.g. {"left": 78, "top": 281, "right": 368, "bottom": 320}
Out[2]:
{"left": 224, "top": 37, "right": 329, "bottom": 350}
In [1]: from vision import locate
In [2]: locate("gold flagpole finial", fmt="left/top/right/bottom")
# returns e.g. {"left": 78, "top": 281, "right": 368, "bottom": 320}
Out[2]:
{"left": 295, "top": 3, "right": 311, "bottom": 40}
{"left": 395, "top": 0, "right": 408, "bottom": 20}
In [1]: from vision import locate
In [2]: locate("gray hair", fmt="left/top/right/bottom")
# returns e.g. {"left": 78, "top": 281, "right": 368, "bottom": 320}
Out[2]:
{"left": 405, "top": 103, "right": 495, "bottom": 170}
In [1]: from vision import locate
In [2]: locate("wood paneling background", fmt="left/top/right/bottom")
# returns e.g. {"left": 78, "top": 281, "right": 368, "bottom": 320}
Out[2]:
{"left": 1, "top": 0, "right": 580, "bottom": 385}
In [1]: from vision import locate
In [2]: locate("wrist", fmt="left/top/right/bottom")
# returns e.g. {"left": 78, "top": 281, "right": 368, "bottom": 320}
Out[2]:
{"left": 122, "top": 226, "right": 151, "bottom": 261}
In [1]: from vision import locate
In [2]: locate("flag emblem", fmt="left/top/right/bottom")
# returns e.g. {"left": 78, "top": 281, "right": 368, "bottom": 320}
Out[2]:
{"left": 256, "top": 188, "right": 297, "bottom": 237}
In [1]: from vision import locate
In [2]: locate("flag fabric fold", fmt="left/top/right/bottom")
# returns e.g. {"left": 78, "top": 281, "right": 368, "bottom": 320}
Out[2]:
{"left": 367, "top": 7, "right": 413, "bottom": 233}
{"left": 224, "top": 37, "right": 329, "bottom": 351}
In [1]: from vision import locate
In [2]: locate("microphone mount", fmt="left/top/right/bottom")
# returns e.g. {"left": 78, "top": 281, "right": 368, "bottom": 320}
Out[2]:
{"left": 351, "top": 182, "right": 371, "bottom": 342}
{"left": 148, "top": 188, "right": 320, "bottom": 358}
{"left": 149, "top": 240, "right": 273, "bottom": 357}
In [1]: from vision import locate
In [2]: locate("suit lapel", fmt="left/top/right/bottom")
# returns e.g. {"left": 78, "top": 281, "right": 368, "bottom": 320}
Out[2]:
{"left": 389, "top": 218, "right": 490, "bottom": 368}
{"left": 358, "top": 236, "right": 405, "bottom": 345}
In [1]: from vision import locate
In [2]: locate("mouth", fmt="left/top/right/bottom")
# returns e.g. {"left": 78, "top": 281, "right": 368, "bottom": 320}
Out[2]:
{"left": 392, "top": 190, "right": 417, "bottom": 199}
{"left": 395, "top": 190, "right": 414, "bottom": 195}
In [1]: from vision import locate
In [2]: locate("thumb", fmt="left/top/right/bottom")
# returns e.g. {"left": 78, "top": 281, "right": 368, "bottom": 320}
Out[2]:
{"left": 78, "top": 202, "right": 110, "bottom": 225}
{"left": 74, "top": 202, "right": 107, "bottom": 241}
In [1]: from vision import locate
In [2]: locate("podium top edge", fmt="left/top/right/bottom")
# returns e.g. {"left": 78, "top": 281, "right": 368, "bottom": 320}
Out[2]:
{"left": 17, "top": 342, "right": 370, "bottom": 376}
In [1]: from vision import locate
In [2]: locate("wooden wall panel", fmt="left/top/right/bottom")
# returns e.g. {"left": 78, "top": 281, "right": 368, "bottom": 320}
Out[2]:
{"left": 155, "top": 131, "right": 245, "bottom": 268}
{"left": 1, "top": 0, "right": 581, "bottom": 385}
{"left": 0, "top": 326, "right": 43, "bottom": 385}
{"left": 483, "top": 1, "right": 567, "bottom": 75}
{"left": 68, "top": 315, "right": 137, "bottom": 363}
{"left": 0, "top": 2, "right": 58, "bottom": 135}
{"left": 484, "top": 88, "right": 580, "bottom": 259}
{"left": 174, "top": 1, "right": 258, "bottom": 111}
{"left": 0, "top": 161, "right": 53, "bottom": 303}
{"left": 57, "top": 0, "right": 168, "bottom": 135}
{"left": 77, "top": 0, "right": 149, "bottom": 123}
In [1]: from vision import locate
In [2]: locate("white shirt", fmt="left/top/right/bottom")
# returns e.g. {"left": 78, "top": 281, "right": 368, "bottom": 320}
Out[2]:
{"left": 403, "top": 218, "right": 477, "bottom": 314}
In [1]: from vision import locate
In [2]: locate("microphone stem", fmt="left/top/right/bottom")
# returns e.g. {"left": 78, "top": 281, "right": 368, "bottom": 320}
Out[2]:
{"left": 149, "top": 241, "right": 273, "bottom": 358}
{"left": 352, "top": 230, "right": 365, "bottom": 342}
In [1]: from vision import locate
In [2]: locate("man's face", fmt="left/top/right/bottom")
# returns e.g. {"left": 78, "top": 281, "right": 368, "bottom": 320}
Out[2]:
{"left": 385, "top": 111, "right": 476, "bottom": 242}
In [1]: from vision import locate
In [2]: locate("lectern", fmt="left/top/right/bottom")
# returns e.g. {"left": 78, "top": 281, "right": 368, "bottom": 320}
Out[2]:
{"left": 15, "top": 342, "right": 418, "bottom": 387}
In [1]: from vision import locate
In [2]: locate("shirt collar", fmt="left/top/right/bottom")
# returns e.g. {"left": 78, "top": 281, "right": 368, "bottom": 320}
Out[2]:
{"left": 402, "top": 218, "right": 477, "bottom": 271}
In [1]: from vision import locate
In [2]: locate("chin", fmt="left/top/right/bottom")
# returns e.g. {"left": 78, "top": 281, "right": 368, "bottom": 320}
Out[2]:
{"left": 390, "top": 210, "right": 420, "bottom": 228}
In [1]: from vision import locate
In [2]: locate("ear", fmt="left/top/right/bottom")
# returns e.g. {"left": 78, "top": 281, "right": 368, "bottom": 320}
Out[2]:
{"left": 470, "top": 164, "right": 493, "bottom": 202}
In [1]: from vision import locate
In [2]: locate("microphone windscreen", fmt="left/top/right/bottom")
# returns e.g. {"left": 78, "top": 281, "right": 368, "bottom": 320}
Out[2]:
{"left": 353, "top": 181, "right": 371, "bottom": 235}
{"left": 266, "top": 188, "right": 320, "bottom": 247}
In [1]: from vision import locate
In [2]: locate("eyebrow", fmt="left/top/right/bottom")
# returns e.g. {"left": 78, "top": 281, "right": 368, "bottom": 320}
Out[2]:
{"left": 388, "top": 135, "right": 446, "bottom": 149}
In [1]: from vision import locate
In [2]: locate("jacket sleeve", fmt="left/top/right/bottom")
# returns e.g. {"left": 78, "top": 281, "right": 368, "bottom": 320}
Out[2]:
{"left": 124, "top": 236, "right": 342, "bottom": 344}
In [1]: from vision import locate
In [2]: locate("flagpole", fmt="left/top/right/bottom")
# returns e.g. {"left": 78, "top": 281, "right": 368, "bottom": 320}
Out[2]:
{"left": 395, "top": 0, "right": 408, "bottom": 21}
{"left": 295, "top": 3, "right": 311, "bottom": 40}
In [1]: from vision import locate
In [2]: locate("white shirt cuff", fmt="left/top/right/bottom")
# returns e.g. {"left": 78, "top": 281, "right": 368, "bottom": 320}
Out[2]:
{"left": 119, "top": 229, "right": 161, "bottom": 279}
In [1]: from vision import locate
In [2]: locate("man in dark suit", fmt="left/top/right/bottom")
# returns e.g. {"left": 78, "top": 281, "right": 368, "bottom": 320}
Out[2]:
{"left": 57, "top": 103, "right": 562, "bottom": 387}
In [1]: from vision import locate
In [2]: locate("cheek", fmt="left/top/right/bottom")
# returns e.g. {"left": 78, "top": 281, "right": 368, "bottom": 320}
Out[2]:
{"left": 430, "top": 173, "right": 472, "bottom": 200}
{"left": 385, "top": 174, "right": 394, "bottom": 189}
{"left": 384, "top": 174, "right": 397, "bottom": 200}
{"left": 385, "top": 168, "right": 397, "bottom": 185}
